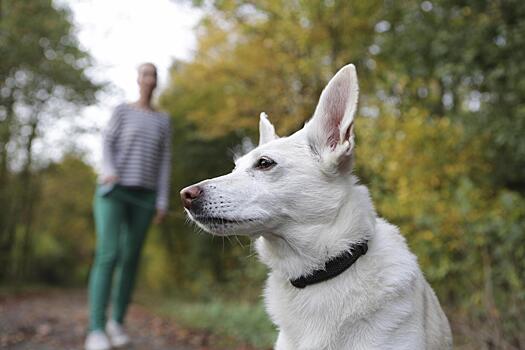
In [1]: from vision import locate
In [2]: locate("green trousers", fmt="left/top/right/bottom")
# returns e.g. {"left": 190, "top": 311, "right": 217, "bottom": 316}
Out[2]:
{"left": 88, "top": 185, "right": 156, "bottom": 331}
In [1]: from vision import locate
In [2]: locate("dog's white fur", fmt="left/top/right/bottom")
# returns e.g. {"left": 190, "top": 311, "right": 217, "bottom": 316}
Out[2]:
{"left": 183, "top": 64, "right": 452, "bottom": 349}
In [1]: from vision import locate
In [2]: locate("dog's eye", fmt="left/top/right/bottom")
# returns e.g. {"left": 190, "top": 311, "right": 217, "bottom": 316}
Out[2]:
{"left": 255, "top": 157, "right": 276, "bottom": 170}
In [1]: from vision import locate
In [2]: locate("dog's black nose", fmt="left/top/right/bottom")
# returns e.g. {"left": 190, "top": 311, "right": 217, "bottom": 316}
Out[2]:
{"left": 180, "top": 185, "right": 202, "bottom": 209}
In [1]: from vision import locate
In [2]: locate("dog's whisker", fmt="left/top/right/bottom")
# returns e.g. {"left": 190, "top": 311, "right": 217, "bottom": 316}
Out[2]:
{"left": 233, "top": 235, "right": 245, "bottom": 249}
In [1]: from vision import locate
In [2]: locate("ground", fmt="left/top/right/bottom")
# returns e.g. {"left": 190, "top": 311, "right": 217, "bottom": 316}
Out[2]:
{"left": 0, "top": 289, "right": 239, "bottom": 350}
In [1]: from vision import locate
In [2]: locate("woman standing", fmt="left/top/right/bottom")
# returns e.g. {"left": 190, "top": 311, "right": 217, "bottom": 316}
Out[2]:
{"left": 85, "top": 63, "right": 171, "bottom": 350}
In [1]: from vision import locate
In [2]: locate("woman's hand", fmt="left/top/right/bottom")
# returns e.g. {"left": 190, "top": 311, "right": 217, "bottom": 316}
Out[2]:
{"left": 102, "top": 175, "right": 119, "bottom": 184}
{"left": 153, "top": 209, "right": 166, "bottom": 225}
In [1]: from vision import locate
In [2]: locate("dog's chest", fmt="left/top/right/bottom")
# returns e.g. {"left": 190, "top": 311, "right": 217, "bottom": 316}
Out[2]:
{"left": 263, "top": 252, "right": 424, "bottom": 350}
{"left": 265, "top": 272, "right": 383, "bottom": 349}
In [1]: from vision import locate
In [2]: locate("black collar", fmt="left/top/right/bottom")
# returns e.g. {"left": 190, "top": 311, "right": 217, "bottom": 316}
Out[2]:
{"left": 290, "top": 241, "right": 368, "bottom": 289}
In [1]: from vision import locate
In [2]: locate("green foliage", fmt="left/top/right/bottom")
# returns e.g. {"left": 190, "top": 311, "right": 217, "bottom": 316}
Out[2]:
{"left": 31, "top": 155, "right": 97, "bottom": 284}
{"left": 6, "top": 155, "right": 96, "bottom": 284}
{"left": 153, "top": 298, "right": 276, "bottom": 348}
{"left": 375, "top": 0, "right": 525, "bottom": 189}
{"left": 0, "top": 0, "right": 100, "bottom": 104}
{"left": 161, "top": 0, "right": 382, "bottom": 138}
{"left": 356, "top": 111, "right": 525, "bottom": 345}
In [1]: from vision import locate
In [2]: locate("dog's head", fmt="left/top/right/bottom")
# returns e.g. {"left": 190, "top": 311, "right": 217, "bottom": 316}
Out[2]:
{"left": 181, "top": 64, "right": 359, "bottom": 237}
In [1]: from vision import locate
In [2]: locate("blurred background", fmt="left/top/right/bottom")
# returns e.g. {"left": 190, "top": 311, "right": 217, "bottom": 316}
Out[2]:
{"left": 1, "top": 0, "right": 524, "bottom": 349}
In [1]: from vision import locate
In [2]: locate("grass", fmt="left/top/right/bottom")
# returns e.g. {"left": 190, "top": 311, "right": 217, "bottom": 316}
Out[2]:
{"left": 142, "top": 295, "right": 277, "bottom": 349}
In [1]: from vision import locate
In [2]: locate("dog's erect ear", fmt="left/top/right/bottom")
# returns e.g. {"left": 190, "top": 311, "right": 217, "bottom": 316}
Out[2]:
{"left": 259, "top": 112, "right": 278, "bottom": 146}
{"left": 307, "top": 64, "right": 358, "bottom": 171}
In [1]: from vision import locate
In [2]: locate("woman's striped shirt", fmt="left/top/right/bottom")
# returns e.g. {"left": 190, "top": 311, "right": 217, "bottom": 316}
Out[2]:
{"left": 101, "top": 103, "right": 171, "bottom": 210}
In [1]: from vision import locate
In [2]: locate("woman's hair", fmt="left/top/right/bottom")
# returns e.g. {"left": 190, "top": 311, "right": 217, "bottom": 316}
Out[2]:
{"left": 138, "top": 62, "right": 157, "bottom": 75}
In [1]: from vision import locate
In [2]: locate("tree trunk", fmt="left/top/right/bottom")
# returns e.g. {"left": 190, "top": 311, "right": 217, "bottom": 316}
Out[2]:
{"left": 482, "top": 246, "right": 503, "bottom": 347}
{"left": 0, "top": 96, "right": 15, "bottom": 280}
{"left": 17, "top": 115, "right": 39, "bottom": 279}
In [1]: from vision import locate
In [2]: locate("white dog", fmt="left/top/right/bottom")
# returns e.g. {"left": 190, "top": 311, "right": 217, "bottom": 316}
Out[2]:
{"left": 180, "top": 64, "right": 452, "bottom": 350}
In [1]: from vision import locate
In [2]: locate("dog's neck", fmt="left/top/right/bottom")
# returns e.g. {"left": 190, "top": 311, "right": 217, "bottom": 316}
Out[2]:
{"left": 256, "top": 179, "right": 377, "bottom": 281}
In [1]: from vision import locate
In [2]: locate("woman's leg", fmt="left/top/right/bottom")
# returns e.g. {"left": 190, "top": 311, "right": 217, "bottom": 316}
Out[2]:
{"left": 88, "top": 191, "right": 126, "bottom": 331}
{"left": 110, "top": 193, "right": 155, "bottom": 324}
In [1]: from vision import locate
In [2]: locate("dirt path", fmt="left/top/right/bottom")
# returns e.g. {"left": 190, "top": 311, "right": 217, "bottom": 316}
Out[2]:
{"left": 0, "top": 289, "right": 207, "bottom": 350}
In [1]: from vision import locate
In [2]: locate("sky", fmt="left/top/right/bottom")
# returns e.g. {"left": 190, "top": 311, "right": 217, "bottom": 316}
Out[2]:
{"left": 46, "top": 0, "right": 201, "bottom": 171}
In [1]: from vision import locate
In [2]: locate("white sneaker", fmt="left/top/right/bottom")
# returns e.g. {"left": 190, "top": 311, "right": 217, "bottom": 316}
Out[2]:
{"left": 85, "top": 330, "right": 111, "bottom": 350}
{"left": 106, "top": 319, "right": 131, "bottom": 347}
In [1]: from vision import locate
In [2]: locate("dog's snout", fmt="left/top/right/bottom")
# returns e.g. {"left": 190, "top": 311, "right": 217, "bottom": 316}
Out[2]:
{"left": 180, "top": 185, "right": 202, "bottom": 209}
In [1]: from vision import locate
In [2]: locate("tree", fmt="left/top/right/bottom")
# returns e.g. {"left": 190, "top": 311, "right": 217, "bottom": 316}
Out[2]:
{"left": 165, "top": 0, "right": 382, "bottom": 138}
{"left": 375, "top": 0, "right": 525, "bottom": 191}
{"left": 0, "top": 0, "right": 103, "bottom": 280}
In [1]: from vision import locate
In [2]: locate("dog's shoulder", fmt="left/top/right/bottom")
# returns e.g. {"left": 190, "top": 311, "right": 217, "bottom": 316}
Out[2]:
{"left": 373, "top": 218, "right": 411, "bottom": 252}
{"left": 365, "top": 218, "right": 421, "bottom": 294}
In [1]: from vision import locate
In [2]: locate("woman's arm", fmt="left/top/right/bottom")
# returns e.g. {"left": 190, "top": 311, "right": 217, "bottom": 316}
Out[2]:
{"left": 155, "top": 118, "right": 172, "bottom": 212}
{"left": 101, "top": 104, "right": 124, "bottom": 181}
